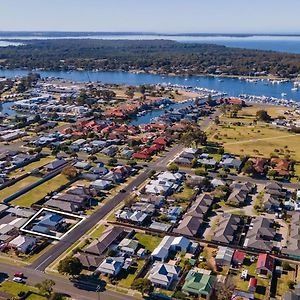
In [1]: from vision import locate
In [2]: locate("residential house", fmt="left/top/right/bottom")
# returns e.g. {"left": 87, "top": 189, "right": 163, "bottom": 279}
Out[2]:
{"left": 75, "top": 253, "right": 103, "bottom": 271}
{"left": 253, "top": 158, "right": 267, "bottom": 175}
{"left": 8, "top": 235, "right": 37, "bottom": 254}
{"left": 212, "top": 214, "right": 242, "bottom": 245}
{"left": 227, "top": 189, "right": 248, "bottom": 207}
{"left": 90, "top": 179, "right": 112, "bottom": 191}
{"left": 97, "top": 257, "right": 125, "bottom": 276}
{"left": 37, "top": 213, "right": 64, "bottom": 231}
{"left": 262, "top": 193, "right": 280, "bottom": 212}
{"left": 148, "top": 262, "right": 180, "bottom": 289}
{"left": 173, "top": 216, "right": 202, "bottom": 237}
{"left": 85, "top": 226, "right": 126, "bottom": 256}
{"left": 248, "top": 278, "right": 257, "bottom": 293}
{"left": 282, "top": 214, "right": 300, "bottom": 258}
{"left": 117, "top": 238, "right": 139, "bottom": 255}
{"left": 256, "top": 253, "right": 275, "bottom": 276}
{"left": 215, "top": 247, "right": 235, "bottom": 266}
{"left": 244, "top": 217, "right": 275, "bottom": 252}
{"left": 182, "top": 268, "right": 216, "bottom": 299}
{"left": 220, "top": 157, "right": 242, "bottom": 170}
{"left": 232, "top": 250, "right": 246, "bottom": 266}
{"left": 151, "top": 236, "right": 191, "bottom": 262}
{"left": 44, "top": 159, "right": 67, "bottom": 171}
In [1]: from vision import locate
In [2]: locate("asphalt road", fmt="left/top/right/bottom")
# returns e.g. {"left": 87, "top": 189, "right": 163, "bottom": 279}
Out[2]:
{"left": 0, "top": 262, "right": 132, "bottom": 300}
{"left": 0, "top": 112, "right": 217, "bottom": 297}
{"left": 30, "top": 168, "right": 152, "bottom": 271}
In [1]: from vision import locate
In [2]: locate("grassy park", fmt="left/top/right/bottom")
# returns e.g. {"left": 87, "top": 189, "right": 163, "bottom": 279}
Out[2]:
{"left": 206, "top": 123, "right": 300, "bottom": 160}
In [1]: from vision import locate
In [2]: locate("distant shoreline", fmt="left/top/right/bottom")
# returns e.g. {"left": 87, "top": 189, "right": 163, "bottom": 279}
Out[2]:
{"left": 0, "top": 31, "right": 300, "bottom": 38}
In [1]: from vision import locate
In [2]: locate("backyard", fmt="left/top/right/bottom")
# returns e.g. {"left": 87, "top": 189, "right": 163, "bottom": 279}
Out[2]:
{"left": 134, "top": 232, "right": 162, "bottom": 252}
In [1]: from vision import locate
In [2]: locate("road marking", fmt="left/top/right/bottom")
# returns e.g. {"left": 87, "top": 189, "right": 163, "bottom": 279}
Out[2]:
{"left": 34, "top": 254, "right": 53, "bottom": 270}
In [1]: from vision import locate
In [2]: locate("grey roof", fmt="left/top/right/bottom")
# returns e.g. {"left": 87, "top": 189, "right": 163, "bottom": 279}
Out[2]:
{"left": 173, "top": 216, "right": 202, "bottom": 237}
{"left": 227, "top": 188, "right": 248, "bottom": 205}
{"left": 86, "top": 226, "right": 125, "bottom": 256}
{"left": 186, "top": 194, "right": 213, "bottom": 218}
{"left": 244, "top": 217, "right": 275, "bottom": 251}
{"left": 212, "top": 214, "right": 241, "bottom": 244}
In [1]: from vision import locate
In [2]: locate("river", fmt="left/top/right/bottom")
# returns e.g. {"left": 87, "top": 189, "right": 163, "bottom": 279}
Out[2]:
{"left": 0, "top": 69, "right": 299, "bottom": 101}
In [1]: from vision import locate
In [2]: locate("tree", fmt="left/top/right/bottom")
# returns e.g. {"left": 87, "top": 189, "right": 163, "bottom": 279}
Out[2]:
{"left": 242, "top": 160, "right": 254, "bottom": 175}
{"left": 35, "top": 279, "right": 55, "bottom": 296}
{"left": 62, "top": 166, "right": 79, "bottom": 179}
{"left": 48, "top": 293, "right": 64, "bottom": 300}
{"left": 131, "top": 278, "right": 153, "bottom": 295}
{"left": 207, "top": 93, "right": 213, "bottom": 106}
{"left": 108, "top": 158, "right": 117, "bottom": 166}
{"left": 173, "top": 291, "right": 188, "bottom": 300}
{"left": 181, "top": 127, "right": 207, "bottom": 147}
{"left": 267, "top": 169, "right": 278, "bottom": 179}
{"left": 256, "top": 110, "right": 271, "bottom": 122}
{"left": 125, "top": 87, "right": 135, "bottom": 99}
{"left": 57, "top": 257, "right": 83, "bottom": 277}
{"left": 215, "top": 277, "right": 236, "bottom": 300}
{"left": 168, "top": 163, "right": 179, "bottom": 172}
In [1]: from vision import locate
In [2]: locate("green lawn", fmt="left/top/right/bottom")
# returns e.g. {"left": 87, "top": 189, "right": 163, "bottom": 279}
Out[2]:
{"left": 89, "top": 224, "right": 107, "bottom": 239}
{"left": 11, "top": 174, "right": 70, "bottom": 207}
{"left": 135, "top": 233, "right": 162, "bottom": 252}
{"left": 231, "top": 257, "right": 270, "bottom": 300}
{"left": 174, "top": 184, "right": 195, "bottom": 201}
{"left": 0, "top": 176, "right": 40, "bottom": 202}
{"left": 9, "top": 156, "right": 55, "bottom": 178}
{"left": 0, "top": 281, "right": 46, "bottom": 299}
{"left": 118, "top": 260, "right": 144, "bottom": 288}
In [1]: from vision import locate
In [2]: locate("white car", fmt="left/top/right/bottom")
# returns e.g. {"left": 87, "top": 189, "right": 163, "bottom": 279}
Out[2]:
{"left": 12, "top": 277, "right": 25, "bottom": 283}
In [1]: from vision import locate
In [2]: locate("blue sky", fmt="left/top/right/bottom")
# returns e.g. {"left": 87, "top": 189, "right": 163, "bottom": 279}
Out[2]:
{"left": 0, "top": 0, "right": 299, "bottom": 33}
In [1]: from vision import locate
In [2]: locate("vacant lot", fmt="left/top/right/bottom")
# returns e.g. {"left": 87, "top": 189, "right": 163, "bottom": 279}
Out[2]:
{"left": 11, "top": 174, "right": 70, "bottom": 207}
{"left": 207, "top": 123, "right": 300, "bottom": 160}
{"left": 0, "top": 176, "right": 40, "bottom": 202}
{"left": 9, "top": 156, "right": 54, "bottom": 178}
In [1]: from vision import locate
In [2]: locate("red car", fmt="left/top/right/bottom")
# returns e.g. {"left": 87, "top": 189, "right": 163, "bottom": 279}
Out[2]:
{"left": 14, "top": 272, "right": 24, "bottom": 278}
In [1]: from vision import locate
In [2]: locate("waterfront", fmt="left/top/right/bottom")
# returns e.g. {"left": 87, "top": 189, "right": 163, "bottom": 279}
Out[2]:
{"left": 0, "top": 69, "right": 300, "bottom": 101}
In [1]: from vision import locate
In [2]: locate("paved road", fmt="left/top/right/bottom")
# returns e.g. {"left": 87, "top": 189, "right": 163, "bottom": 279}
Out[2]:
{"left": 0, "top": 263, "right": 133, "bottom": 300}
{"left": 30, "top": 168, "right": 152, "bottom": 271}
{"left": 0, "top": 112, "right": 217, "bottom": 297}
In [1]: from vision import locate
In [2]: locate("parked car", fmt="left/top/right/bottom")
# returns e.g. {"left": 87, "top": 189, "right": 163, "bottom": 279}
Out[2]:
{"left": 13, "top": 277, "right": 25, "bottom": 283}
{"left": 14, "top": 272, "right": 24, "bottom": 278}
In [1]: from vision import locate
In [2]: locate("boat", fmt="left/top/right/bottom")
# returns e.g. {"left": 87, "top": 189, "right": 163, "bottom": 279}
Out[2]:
{"left": 281, "top": 93, "right": 287, "bottom": 97}
{"left": 291, "top": 87, "right": 298, "bottom": 91}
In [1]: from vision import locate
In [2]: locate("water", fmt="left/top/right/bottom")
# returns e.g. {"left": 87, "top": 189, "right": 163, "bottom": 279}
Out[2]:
{"left": 1, "top": 34, "right": 300, "bottom": 53}
{"left": 0, "top": 101, "right": 18, "bottom": 116}
{"left": 0, "top": 69, "right": 299, "bottom": 101}
{"left": 129, "top": 100, "right": 193, "bottom": 126}
{"left": 0, "top": 41, "right": 23, "bottom": 47}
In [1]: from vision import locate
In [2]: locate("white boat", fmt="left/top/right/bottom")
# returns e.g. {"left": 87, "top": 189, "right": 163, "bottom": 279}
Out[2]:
{"left": 292, "top": 87, "right": 298, "bottom": 91}
{"left": 281, "top": 93, "right": 287, "bottom": 97}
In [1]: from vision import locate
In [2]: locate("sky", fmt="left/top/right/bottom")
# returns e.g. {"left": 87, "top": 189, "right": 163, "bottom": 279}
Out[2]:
{"left": 0, "top": 0, "right": 300, "bottom": 34}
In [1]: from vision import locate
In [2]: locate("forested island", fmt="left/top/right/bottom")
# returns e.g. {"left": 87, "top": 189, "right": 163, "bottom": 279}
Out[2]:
{"left": 0, "top": 39, "right": 300, "bottom": 78}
